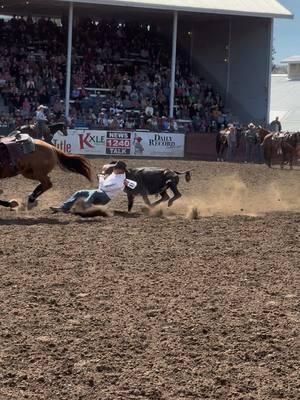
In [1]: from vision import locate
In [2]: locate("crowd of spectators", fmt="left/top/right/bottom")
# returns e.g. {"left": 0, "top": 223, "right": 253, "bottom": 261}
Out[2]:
{"left": 0, "top": 15, "right": 231, "bottom": 133}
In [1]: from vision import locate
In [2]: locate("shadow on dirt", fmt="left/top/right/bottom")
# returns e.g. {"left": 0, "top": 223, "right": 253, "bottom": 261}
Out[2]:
{"left": 0, "top": 217, "right": 71, "bottom": 226}
{"left": 73, "top": 210, "right": 141, "bottom": 220}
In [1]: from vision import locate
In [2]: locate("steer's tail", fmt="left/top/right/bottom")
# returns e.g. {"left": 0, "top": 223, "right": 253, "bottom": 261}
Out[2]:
{"left": 174, "top": 169, "right": 193, "bottom": 182}
{"left": 54, "top": 148, "right": 92, "bottom": 181}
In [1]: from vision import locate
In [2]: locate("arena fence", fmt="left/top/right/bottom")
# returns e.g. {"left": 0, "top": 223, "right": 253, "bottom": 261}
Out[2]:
{"left": 51, "top": 129, "right": 267, "bottom": 161}
{"left": 52, "top": 129, "right": 252, "bottom": 161}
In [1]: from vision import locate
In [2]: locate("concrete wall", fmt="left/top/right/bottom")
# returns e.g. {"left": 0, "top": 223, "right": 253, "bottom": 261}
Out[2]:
{"left": 189, "top": 16, "right": 272, "bottom": 125}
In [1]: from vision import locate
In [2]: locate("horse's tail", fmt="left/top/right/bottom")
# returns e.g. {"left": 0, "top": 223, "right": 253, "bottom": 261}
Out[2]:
{"left": 174, "top": 169, "right": 193, "bottom": 182}
{"left": 54, "top": 148, "right": 92, "bottom": 181}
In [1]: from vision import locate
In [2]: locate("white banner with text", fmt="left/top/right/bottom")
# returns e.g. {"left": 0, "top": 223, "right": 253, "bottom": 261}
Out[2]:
{"left": 52, "top": 130, "right": 185, "bottom": 157}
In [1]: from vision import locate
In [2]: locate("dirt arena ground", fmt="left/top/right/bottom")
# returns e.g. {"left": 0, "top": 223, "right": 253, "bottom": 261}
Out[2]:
{"left": 0, "top": 158, "right": 299, "bottom": 400}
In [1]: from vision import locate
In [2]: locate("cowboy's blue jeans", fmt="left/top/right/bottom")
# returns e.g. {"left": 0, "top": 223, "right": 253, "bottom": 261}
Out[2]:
{"left": 61, "top": 190, "right": 110, "bottom": 211}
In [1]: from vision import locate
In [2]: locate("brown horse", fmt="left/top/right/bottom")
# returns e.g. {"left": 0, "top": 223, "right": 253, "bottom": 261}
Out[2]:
{"left": 10, "top": 122, "right": 68, "bottom": 144}
{"left": 0, "top": 135, "right": 91, "bottom": 209}
{"left": 280, "top": 131, "right": 300, "bottom": 169}
{"left": 257, "top": 127, "right": 270, "bottom": 144}
{"left": 259, "top": 127, "right": 300, "bottom": 169}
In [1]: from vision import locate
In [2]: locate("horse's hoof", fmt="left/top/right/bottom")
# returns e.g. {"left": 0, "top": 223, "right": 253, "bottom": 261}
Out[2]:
{"left": 9, "top": 200, "right": 19, "bottom": 209}
{"left": 27, "top": 199, "right": 38, "bottom": 210}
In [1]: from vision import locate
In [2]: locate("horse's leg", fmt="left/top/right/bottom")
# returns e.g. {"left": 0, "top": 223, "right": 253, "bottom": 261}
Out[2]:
{"left": 0, "top": 199, "right": 19, "bottom": 208}
{"left": 221, "top": 145, "right": 226, "bottom": 162}
{"left": 280, "top": 148, "right": 285, "bottom": 170}
{"left": 216, "top": 142, "right": 220, "bottom": 161}
{"left": 0, "top": 189, "right": 19, "bottom": 208}
{"left": 289, "top": 150, "right": 294, "bottom": 170}
{"left": 26, "top": 176, "right": 53, "bottom": 208}
{"left": 264, "top": 146, "right": 272, "bottom": 168}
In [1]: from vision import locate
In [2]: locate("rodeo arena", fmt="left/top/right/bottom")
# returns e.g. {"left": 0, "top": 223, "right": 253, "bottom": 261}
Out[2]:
{"left": 0, "top": 0, "right": 300, "bottom": 399}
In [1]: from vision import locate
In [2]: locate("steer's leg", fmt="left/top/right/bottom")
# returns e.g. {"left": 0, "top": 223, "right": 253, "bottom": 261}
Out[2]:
{"left": 127, "top": 193, "right": 135, "bottom": 212}
{"left": 142, "top": 195, "right": 152, "bottom": 207}
{"left": 168, "top": 183, "right": 182, "bottom": 207}
{"left": 151, "top": 191, "right": 170, "bottom": 207}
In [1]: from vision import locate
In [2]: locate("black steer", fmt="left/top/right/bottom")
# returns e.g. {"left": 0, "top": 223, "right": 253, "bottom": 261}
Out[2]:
{"left": 102, "top": 163, "right": 192, "bottom": 211}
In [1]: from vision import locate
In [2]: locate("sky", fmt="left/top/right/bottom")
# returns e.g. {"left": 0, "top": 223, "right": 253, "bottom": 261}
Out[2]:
{"left": 274, "top": 0, "right": 300, "bottom": 63}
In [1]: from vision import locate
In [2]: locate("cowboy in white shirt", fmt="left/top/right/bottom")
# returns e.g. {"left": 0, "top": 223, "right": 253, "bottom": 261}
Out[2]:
{"left": 50, "top": 161, "right": 137, "bottom": 213}
{"left": 36, "top": 105, "right": 48, "bottom": 139}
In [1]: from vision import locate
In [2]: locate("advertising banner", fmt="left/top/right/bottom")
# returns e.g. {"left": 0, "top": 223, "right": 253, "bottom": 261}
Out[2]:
{"left": 106, "top": 131, "right": 132, "bottom": 155}
{"left": 52, "top": 130, "right": 185, "bottom": 158}
{"left": 52, "top": 129, "right": 106, "bottom": 155}
{"left": 132, "top": 132, "right": 185, "bottom": 157}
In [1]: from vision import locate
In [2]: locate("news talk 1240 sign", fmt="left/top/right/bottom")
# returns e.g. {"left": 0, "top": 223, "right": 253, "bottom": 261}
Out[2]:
{"left": 52, "top": 130, "right": 131, "bottom": 155}
{"left": 105, "top": 131, "right": 131, "bottom": 155}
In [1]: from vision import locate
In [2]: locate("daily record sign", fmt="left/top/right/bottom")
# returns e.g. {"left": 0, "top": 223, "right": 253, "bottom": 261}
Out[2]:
{"left": 52, "top": 129, "right": 185, "bottom": 157}
{"left": 131, "top": 132, "right": 185, "bottom": 157}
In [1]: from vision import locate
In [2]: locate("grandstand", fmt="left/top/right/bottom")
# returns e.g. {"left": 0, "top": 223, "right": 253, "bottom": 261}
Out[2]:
{"left": 0, "top": 0, "right": 292, "bottom": 134}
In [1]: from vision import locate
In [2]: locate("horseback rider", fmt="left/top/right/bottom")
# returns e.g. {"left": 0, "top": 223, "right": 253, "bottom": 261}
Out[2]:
{"left": 269, "top": 116, "right": 282, "bottom": 133}
{"left": 35, "top": 105, "right": 48, "bottom": 139}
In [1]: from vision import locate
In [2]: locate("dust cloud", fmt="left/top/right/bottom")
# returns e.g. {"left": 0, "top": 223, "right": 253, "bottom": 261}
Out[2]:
{"left": 151, "top": 174, "right": 300, "bottom": 219}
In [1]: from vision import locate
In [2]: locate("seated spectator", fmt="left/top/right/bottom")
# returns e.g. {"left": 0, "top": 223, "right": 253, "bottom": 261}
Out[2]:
{"left": 169, "top": 117, "right": 178, "bottom": 132}
{"left": 0, "top": 15, "right": 230, "bottom": 133}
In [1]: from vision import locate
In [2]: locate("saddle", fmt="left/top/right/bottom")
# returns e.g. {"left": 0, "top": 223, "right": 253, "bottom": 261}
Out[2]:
{"left": 272, "top": 131, "right": 289, "bottom": 141}
{"left": 0, "top": 133, "right": 35, "bottom": 175}
{"left": 20, "top": 124, "right": 36, "bottom": 131}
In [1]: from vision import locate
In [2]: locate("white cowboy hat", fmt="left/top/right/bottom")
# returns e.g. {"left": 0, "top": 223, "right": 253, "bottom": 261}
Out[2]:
{"left": 248, "top": 123, "right": 255, "bottom": 128}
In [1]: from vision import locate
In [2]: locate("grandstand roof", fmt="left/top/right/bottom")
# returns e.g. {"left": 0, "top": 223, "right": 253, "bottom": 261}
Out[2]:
{"left": 281, "top": 56, "right": 300, "bottom": 64}
{"left": 2, "top": 0, "right": 293, "bottom": 19}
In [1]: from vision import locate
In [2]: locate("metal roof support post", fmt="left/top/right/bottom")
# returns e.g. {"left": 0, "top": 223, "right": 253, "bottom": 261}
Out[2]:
{"left": 267, "top": 18, "right": 274, "bottom": 125}
{"left": 169, "top": 11, "right": 178, "bottom": 118}
{"left": 225, "top": 19, "right": 232, "bottom": 108}
{"left": 65, "top": 1, "right": 73, "bottom": 119}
